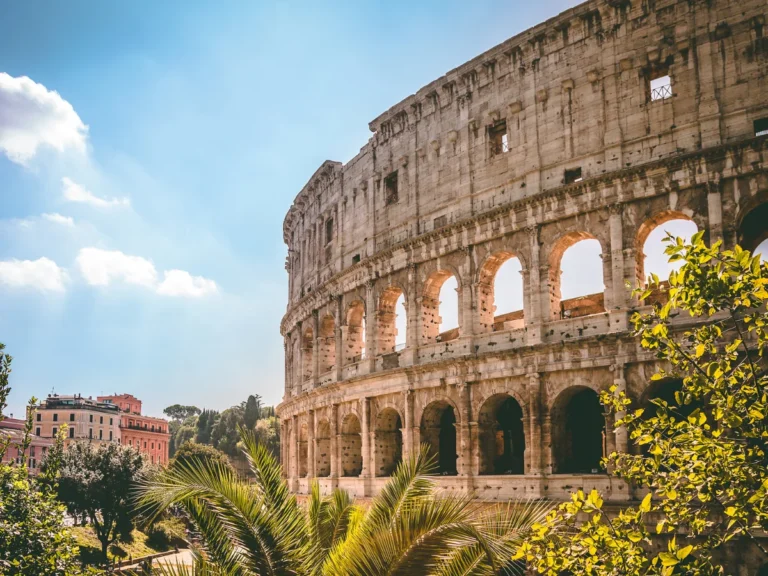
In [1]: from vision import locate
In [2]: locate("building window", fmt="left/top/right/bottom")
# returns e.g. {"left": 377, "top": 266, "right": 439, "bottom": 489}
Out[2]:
{"left": 69, "top": 427, "right": 74, "bottom": 438}
{"left": 100, "top": 416, "right": 103, "bottom": 424}
{"left": 35, "top": 427, "right": 41, "bottom": 436}
{"left": 69, "top": 413, "right": 75, "bottom": 422}
{"left": 325, "top": 218, "right": 334, "bottom": 245}
{"left": 144, "top": 441, "right": 147, "bottom": 449}
{"left": 89, "top": 429, "right": 93, "bottom": 438}
{"left": 151, "top": 442, "right": 155, "bottom": 449}
{"left": 384, "top": 171, "right": 399, "bottom": 206}
{"left": 755, "top": 118, "right": 768, "bottom": 137}
{"left": 650, "top": 72, "right": 672, "bottom": 101}
{"left": 36, "top": 414, "right": 41, "bottom": 422}
{"left": 565, "top": 167, "right": 583, "bottom": 184}
{"left": 352, "top": 254, "right": 361, "bottom": 265}
{"left": 53, "top": 413, "right": 58, "bottom": 422}
{"left": 89, "top": 414, "right": 93, "bottom": 423}
{"left": 99, "top": 429, "right": 103, "bottom": 440}
{"left": 488, "top": 120, "right": 509, "bottom": 156}
{"left": 109, "top": 431, "right": 113, "bottom": 441}
{"left": 52, "top": 427, "right": 57, "bottom": 437}
{"left": 109, "top": 418, "right": 113, "bottom": 425}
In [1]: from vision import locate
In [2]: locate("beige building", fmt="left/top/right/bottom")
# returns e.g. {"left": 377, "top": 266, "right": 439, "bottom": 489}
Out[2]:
{"left": 278, "top": 0, "right": 768, "bottom": 519}
{"left": 35, "top": 395, "right": 121, "bottom": 446}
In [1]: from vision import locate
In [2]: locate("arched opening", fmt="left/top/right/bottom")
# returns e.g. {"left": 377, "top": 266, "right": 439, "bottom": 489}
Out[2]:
{"left": 377, "top": 287, "right": 407, "bottom": 354}
{"left": 635, "top": 212, "right": 697, "bottom": 304}
{"left": 315, "top": 420, "right": 331, "bottom": 478}
{"left": 422, "top": 271, "right": 460, "bottom": 345}
{"left": 343, "top": 301, "right": 366, "bottom": 365}
{"left": 756, "top": 239, "right": 768, "bottom": 261}
{"left": 478, "top": 394, "right": 525, "bottom": 475}
{"left": 420, "top": 400, "right": 458, "bottom": 475}
{"left": 340, "top": 414, "right": 362, "bottom": 477}
{"left": 298, "top": 424, "right": 308, "bottom": 478}
{"left": 641, "top": 378, "right": 701, "bottom": 422}
{"left": 548, "top": 233, "right": 605, "bottom": 320}
{"left": 374, "top": 408, "right": 403, "bottom": 477}
{"left": 301, "top": 326, "right": 314, "bottom": 382}
{"left": 552, "top": 387, "right": 605, "bottom": 474}
{"left": 477, "top": 252, "right": 525, "bottom": 333}
{"left": 738, "top": 202, "right": 768, "bottom": 254}
{"left": 318, "top": 315, "right": 336, "bottom": 375}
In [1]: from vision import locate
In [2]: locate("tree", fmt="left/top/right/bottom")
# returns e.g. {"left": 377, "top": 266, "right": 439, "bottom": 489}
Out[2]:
{"left": 169, "top": 441, "right": 232, "bottom": 472}
{"left": 243, "top": 394, "right": 261, "bottom": 430}
{"left": 195, "top": 409, "right": 217, "bottom": 445}
{"left": 56, "top": 440, "right": 147, "bottom": 561}
{"left": 0, "top": 344, "right": 81, "bottom": 576}
{"left": 210, "top": 406, "right": 244, "bottom": 456}
{"left": 163, "top": 404, "right": 201, "bottom": 422}
{"left": 138, "top": 428, "right": 550, "bottom": 576}
{"left": 253, "top": 415, "right": 280, "bottom": 458}
{"left": 516, "top": 234, "right": 768, "bottom": 575}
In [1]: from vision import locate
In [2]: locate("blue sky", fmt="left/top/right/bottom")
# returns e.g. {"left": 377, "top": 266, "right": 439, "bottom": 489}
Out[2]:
{"left": 2, "top": 0, "right": 699, "bottom": 419}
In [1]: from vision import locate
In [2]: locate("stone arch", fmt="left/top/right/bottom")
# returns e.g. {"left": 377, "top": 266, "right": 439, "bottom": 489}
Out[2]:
{"left": 476, "top": 251, "right": 526, "bottom": 333}
{"left": 315, "top": 419, "right": 331, "bottom": 477}
{"left": 318, "top": 314, "right": 336, "bottom": 374}
{"left": 477, "top": 393, "right": 525, "bottom": 475}
{"left": 377, "top": 285, "right": 407, "bottom": 354}
{"left": 298, "top": 423, "right": 308, "bottom": 478}
{"left": 340, "top": 413, "right": 362, "bottom": 477}
{"left": 419, "top": 399, "right": 458, "bottom": 475}
{"left": 374, "top": 407, "right": 403, "bottom": 477}
{"left": 551, "top": 386, "right": 605, "bottom": 474}
{"left": 634, "top": 210, "right": 697, "bottom": 290}
{"left": 640, "top": 377, "right": 700, "bottom": 422}
{"left": 546, "top": 231, "right": 606, "bottom": 320}
{"left": 736, "top": 190, "right": 768, "bottom": 253}
{"left": 422, "top": 268, "right": 461, "bottom": 345}
{"left": 343, "top": 300, "right": 366, "bottom": 365}
{"left": 301, "top": 325, "right": 314, "bottom": 383}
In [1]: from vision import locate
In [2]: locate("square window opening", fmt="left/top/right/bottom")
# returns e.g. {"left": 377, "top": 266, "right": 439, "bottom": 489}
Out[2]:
{"left": 352, "top": 254, "right": 361, "bottom": 265}
{"left": 755, "top": 118, "right": 768, "bottom": 137}
{"left": 565, "top": 167, "right": 583, "bottom": 184}
{"left": 489, "top": 120, "right": 509, "bottom": 156}
{"left": 650, "top": 74, "right": 672, "bottom": 101}
{"left": 384, "top": 172, "right": 399, "bottom": 206}
{"left": 325, "top": 218, "right": 334, "bottom": 245}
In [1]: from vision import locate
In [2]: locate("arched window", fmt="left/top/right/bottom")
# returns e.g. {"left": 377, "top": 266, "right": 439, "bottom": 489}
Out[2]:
{"left": 477, "top": 252, "right": 525, "bottom": 333}
{"left": 301, "top": 325, "right": 314, "bottom": 382}
{"left": 377, "top": 287, "right": 407, "bottom": 354}
{"left": 315, "top": 420, "right": 331, "bottom": 478}
{"left": 548, "top": 233, "right": 605, "bottom": 320}
{"left": 739, "top": 202, "right": 768, "bottom": 255}
{"left": 318, "top": 315, "right": 336, "bottom": 374}
{"left": 340, "top": 414, "right": 362, "bottom": 477}
{"left": 478, "top": 394, "right": 525, "bottom": 475}
{"left": 422, "top": 271, "right": 460, "bottom": 345}
{"left": 552, "top": 387, "right": 605, "bottom": 474}
{"left": 343, "top": 301, "right": 366, "bottom": 365}
{"left": 374, "top": 408, "right": 403, "bottom": 477}
{"left": 420, "top": 401, "right": 457, "bottom": 475}
{"left": 298, "top": 424, "right": 308, "bottom": 478}
{"left": 635, "top": 212, "right": 697, "bottom": 303}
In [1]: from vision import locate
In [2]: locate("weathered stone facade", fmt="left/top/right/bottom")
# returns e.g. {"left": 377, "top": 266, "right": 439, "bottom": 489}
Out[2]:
{"left": 279, "top": 0, "right": 768, "bottom": 527}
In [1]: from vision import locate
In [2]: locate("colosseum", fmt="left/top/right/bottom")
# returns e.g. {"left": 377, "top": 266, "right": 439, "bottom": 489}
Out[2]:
{"left": 278, "top": 0, "right": 768, "bottom": 509}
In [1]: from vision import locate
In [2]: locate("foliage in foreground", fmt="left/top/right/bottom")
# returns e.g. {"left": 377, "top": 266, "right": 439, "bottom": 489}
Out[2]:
{"left": 0, "top": 343, "right": 82, "bottom": 576}
{"left": 137, "top": 428, "right": 551, "bottom": 576}
{"left": 516, "top": 234, "right": 768, "bottom": 574}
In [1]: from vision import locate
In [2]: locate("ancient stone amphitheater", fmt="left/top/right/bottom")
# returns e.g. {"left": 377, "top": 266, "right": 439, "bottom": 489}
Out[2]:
{"left": 278, "top": 0, "right": 768, "bottom": 509}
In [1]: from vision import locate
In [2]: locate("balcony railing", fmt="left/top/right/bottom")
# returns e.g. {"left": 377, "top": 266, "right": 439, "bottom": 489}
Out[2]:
{"left": 651, "top": 84, "right": 672, "bottom": 101}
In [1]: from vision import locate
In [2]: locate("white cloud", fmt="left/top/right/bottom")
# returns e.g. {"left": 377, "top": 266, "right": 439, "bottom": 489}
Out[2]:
{"left": 76, "top": 248, "right": 157, "bottom": 288}
{"left": 42, "top": 213, "right": 75, "bottom": 227}
{"left": 157, "top": 269, "right": 218, "bottom": 298}
{"left": 0, "top": 257, "right": 66, "bottom": 292}
{"left": 76, "top": 248, "right": 217, "bottom": 297}
{"left": 62, "top": 177, "right": 130, "bottom": 208}
{"left": 0, "top": 73, "right": 88, "bottom": 165}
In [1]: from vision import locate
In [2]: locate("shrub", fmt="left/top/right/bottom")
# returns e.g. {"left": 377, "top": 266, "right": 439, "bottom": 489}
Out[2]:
{"left": 145, "top": 519, "right": 186, "bottom": 551}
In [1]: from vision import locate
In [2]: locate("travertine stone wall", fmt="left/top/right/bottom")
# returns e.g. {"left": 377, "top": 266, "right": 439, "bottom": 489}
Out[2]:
{"left": 278, "top": 4, "right": 768, "bottom": 561}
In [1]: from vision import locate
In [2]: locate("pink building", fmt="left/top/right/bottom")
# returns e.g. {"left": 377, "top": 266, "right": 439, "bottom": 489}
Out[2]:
{"left": 0, "top": 417, "right": 55, "bottom": 475}
{"left": 98, "top": 394, "right": 170, "bottom": 465}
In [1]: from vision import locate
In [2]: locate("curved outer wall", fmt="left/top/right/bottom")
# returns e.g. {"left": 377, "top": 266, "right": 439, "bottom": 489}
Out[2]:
{"left": 278, "top": 0, "right": 768, "bottom": 532}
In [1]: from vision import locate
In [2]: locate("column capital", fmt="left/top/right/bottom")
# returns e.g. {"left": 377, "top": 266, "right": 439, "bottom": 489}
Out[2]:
{"left": 609, "top": 202, "right": 624, "bottom": 216}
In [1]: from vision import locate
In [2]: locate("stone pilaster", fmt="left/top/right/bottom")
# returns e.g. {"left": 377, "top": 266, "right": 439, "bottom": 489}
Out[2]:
{"left": 707, "top": 181, "right": 724, "bottom": 246}
{"left": 307, "top": 410, "right": 316, "bottom": 479}
{"left": 403, "top": 389, "right": 415, "bottom": 459}
{"left": 330, "top": 404, "right": 339, "bottom": 479}
{"left": 361, "top": 397, "right": 371, "bottom": 478}
{"left": 365, "top": 280, "right": 377, "bottom": 373}
{"left": 527, "top": 372, "right": 543, "bottom": 476}
{"left": 458, "top": 382, "right": 473, "bottom": 478}
{"left": 526, "top": 226, "right": 544, "bottom": 345}
{"left": 312, "top": 310, "right": 320, "bottom": 387}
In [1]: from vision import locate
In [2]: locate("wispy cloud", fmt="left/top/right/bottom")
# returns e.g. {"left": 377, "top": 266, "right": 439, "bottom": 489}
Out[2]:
{"left": 157, "top": 269, "right": 218, "bottom": 298}
{"left": 76, "top": 248, "right": 217, "bottom": 297}
{"left": 41, "top": 213, "right": 75, "bottom": 227}
{"left": 62, "top": 177, "right": 130, "bottom": 209}
{"left": 0, "top": 73, "right": 88, "bottom": 165}
{"left": 0, "top": 257, "right": 67, "bottom": 292}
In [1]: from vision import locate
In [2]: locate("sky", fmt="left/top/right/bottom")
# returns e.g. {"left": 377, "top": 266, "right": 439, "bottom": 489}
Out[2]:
{"left": 0, "top": 0, "right": 704, "bottom": 419}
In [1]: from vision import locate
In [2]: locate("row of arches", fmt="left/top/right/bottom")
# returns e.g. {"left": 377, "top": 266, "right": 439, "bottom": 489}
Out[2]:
{"left": 293, "top": 377, "right": 694, "bottom": 480}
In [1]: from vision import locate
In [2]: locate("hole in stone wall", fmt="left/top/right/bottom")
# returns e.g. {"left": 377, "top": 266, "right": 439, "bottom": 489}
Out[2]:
{"left": 649, "top": 68, "right": 672, "bottom": 102}
{"left": 564, "top": 167, "right": 583, "bottom": 184}
{"left": 553, "top": 387, "right": 605, "bottom": 474}
{"left": 755, "top": 117, "right": 768, "bottom": 137}
{"left": 325, "top": 218, "right": 334, "bottom": 245}
{"left": 385, "top": 171, "right": 399, "bottom": 206}
{"left": 488, "top": 120, "right": 509, "bottom": 156}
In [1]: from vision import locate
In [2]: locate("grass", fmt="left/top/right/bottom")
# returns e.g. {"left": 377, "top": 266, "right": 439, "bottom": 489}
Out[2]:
{"left": 71, "top": 524, "right": 182, "bottom": 566}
